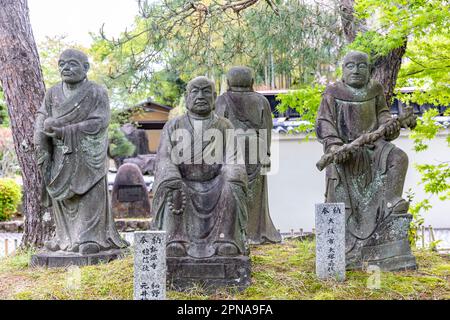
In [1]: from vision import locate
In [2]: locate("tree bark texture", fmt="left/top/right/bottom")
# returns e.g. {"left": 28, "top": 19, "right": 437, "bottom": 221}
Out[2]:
{"left": 0, "top": 0, "right": 53, "bottom": 248}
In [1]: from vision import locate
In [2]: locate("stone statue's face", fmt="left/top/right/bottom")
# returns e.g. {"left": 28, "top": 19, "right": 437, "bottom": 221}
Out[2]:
{"left": 186, "top": 81, "right": 215, "bottom": 116}
{"left": 343, "top": 54, "right": 369, "bottom": 89}
{"left": 58, "top": 56, "right": 88, "bottom": 84}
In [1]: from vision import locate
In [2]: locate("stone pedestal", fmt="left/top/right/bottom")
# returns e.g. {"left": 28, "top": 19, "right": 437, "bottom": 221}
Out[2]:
{"left": 347, "top": 214, "right": 417, "bottom": 271}
{"left": 30, "top": 249, "right": 129, "bottom": 268}
{"left": 167, "top": 256, "right": 251, "bottom": 292}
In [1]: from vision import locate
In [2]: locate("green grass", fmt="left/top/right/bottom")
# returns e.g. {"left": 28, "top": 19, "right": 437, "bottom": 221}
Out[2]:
{"left": 0, "top": 240, "right": 448, "bottom": 300}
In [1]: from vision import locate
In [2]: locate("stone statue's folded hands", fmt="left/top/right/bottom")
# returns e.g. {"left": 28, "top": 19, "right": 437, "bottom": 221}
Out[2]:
{"left": 43, "top": 126, "right": 63, "bottom": 139}
{"left": 43, "top": 117, "right": 58, "bottom": 132}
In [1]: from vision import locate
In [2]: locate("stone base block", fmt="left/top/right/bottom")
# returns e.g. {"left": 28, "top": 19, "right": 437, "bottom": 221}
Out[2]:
{"left": 347, "top": 253, "right": 417, "bottom": 272}
{"left": 364, "top": 254, "right": 417, "bottom": 272}
{"left": 347, "top": 214, "right": 417, "bottom": 272}
{"left": 167, "top": 256, "right": 251, "bottom": 292}
{"left": 31, "top": 248, "right": 129, "bottom": 268}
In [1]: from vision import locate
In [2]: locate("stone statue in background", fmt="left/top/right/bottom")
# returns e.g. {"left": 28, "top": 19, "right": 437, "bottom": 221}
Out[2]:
{"left": 216, "top": 66, "right": 281, "bottom": 245}
{"left": 33, "top": 49, "right": 128, "bottom": 264}
{"left": 153, "top": 76, "right": 251, "bottom": 290}
{"left": 315, "top": 51, "right": 417, "bottom": 271}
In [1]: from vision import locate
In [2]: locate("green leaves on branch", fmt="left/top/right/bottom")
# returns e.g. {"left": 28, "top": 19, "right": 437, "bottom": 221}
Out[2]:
{"left": 352, "top": 0, "right": 450, "bottom": 57}
{"left": 415, "top": 163, "right": 450, "bottom": 201}
{"left": 409, "top": 109, "right": 441, "bottom": 152}
{"left": 275, "top": 85, "right": 324, "bottom": 134}
{"left": 397, "top": 34, "right": 450, "bottom": 107}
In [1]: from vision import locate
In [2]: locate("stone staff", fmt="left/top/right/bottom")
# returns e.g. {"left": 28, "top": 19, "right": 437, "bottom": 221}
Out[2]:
{"left": 316, "top": 107, "right": 417, "bottom": 172}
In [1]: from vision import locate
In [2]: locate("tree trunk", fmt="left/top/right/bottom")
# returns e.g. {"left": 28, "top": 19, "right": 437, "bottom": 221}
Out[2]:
{"left": 0, "top": 0, "right": 53, "bottom": 248}
{"left": 338, "top": 0, "right": 405, "bottom": 105}
{"left": 372, "top": 44, "right": 407, "bottom": 105}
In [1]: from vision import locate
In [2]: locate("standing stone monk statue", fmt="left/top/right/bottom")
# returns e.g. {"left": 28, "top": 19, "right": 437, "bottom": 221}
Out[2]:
{"left": 316, "top": 51, "right": 417, "bottom": 271}
{"left": 153, "top": 76, "right": 251, "bottom": 290}
{"left": 34, "top": 49, "right": 128, "bottom": 257}
{"left": 216, "top": 66, "right": 281, "bottom": 244}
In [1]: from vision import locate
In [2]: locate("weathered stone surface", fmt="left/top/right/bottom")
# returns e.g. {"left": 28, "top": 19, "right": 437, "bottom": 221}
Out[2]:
{"left": 315, "top": 203, "right": 345, "bottom": 281}
{"left": 349, "top": 214, "right": 417, "bottom": 271}
{"left": 30, "top": 249, "right": 129, "bottom": 268}
{"left": 315, "top": 51, "right": 417, "bottom": 271}
{"left": 167, "top": 256, "right": 251, "bottom": 292}
{"left": 216, "top": 66, "right": 281, "bottom": 245}
{"left": 134, "top": 231, "right": 166, "bottom": 300}
{"left": 112, "top": 163, "right": 151, "bottom": 219}
{"left": 0, "top": 220, "right": 24, "bottom": 233}
{"left": 114, "top": 219, "right": 151, "bottom": 232}
{"left": 124, "top": 154, "right": 156, "bottom": 175}
{"left": 33, "top": 49, "right": 128, "bottom": 256}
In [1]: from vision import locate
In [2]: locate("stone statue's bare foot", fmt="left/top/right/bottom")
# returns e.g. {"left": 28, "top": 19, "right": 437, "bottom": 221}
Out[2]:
{"left": 44, "top": 240, "right": 60, "bottom": 252}
{"left": 79, "top": 242, "right": 100, "bottom": 255}
{"left": 216, "top": 243, "right": 239, "bottom": 256}
{"left": 166, "top": 243, "right": 186, "bottom": 257}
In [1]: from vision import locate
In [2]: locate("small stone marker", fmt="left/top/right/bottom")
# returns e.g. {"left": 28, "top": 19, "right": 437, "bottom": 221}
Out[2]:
{"left": 112, "top": 163, "right": 151, "bottom": 219}
{"left": 315, "top": 203, "right": 345, "bottom": 281}
{"left": 134, "top": 231, "right": 166, "bottom": 300}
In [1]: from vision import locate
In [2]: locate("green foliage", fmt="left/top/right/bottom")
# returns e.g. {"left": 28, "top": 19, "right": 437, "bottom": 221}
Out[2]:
{"left": 409, "top": 109, "right": 441, "bottom": 152}
{"left": 275, "top": 85, "right": 324, "bottom": 134}
{"left": 352, "top": 0, "right": 450, "bottom": 60}
{"left": 108, "top": 123, "right": 136, "bottom": 158}
{"left": 406, "top": 189, "right": 429, "bottom": 247}
{"left": 0, "top": 88, "right": 9, "bottom": 127}
{"left": 145, "top": 69, "right": 185, "bottom": 107}
{"left": 90, "top": 0, "right": 343, "bottom": 105}
{"left": 397, "top": 34, "right": 450, "bottom": 107}
{"left": 0, "top": 178, "right": 22, "bottom": 221}
{"left": 350, "top": 0, "right": 450, "bottom": 113}
{"left": 415, "top": 163, "right": 450, "bottom": 201}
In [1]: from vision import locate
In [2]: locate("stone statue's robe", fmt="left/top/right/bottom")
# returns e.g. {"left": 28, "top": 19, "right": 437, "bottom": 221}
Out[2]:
{"left": 153, "top": 114, "right": 248, "bottom": 258}
{"left": 216, "top": 90, "right": 281, "bottom": 244}
{"left": 35, "top": 81, "right": 128, "bottom": 251}
{"left": 316, "top": 80, "right": 406, "bottom": 262}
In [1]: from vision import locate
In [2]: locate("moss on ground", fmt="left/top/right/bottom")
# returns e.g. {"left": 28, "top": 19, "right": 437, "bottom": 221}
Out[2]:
{"left": 0, "top": 240, "right": 448, "bottom": 300}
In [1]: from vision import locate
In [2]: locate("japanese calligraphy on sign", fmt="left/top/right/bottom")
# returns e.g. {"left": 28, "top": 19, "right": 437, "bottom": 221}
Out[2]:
{"left": 315, "top": 203, "right": 345, "bottom": 281}
{"left": 134, "top": 231, "right": 166, "bottom": 300}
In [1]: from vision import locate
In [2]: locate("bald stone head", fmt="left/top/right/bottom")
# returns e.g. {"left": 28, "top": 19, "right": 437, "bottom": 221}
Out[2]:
{"left": 186, "top": 76, "right": 216, "bottom": 117}
{"left": 227, "top": 66, "right": 254, "bottom": 90}
{"left": 58, "top": 49, "right": 90, "bottom": 84}
{"left": 342, "top": 51, "right": 370, "bottom": 89}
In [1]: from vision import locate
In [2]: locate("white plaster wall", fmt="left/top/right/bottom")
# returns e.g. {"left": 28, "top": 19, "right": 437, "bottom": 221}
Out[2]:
{"left": 267, "top": 130, "right": 450, "bottom": 232}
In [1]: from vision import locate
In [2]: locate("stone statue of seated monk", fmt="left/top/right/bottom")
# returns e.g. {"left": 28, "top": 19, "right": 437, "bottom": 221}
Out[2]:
{"left": 33, "top": 49, "right": 128, "bottom": 262}
{"left": 153, "top": 76, "right": 249, "bottom": 258}
{"left": 316, "top": 51, "right": 417, "bottom": 271}
{"left": 152, "top": 76, "right": 251, "bottom": 290}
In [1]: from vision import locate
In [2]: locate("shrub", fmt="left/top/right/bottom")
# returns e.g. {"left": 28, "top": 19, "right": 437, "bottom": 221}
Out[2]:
{"left": 108, "top": 123, "right": 136, "bottom": 159}
{"left": 0, "top": 178, "right": 22, "bottom": 221}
